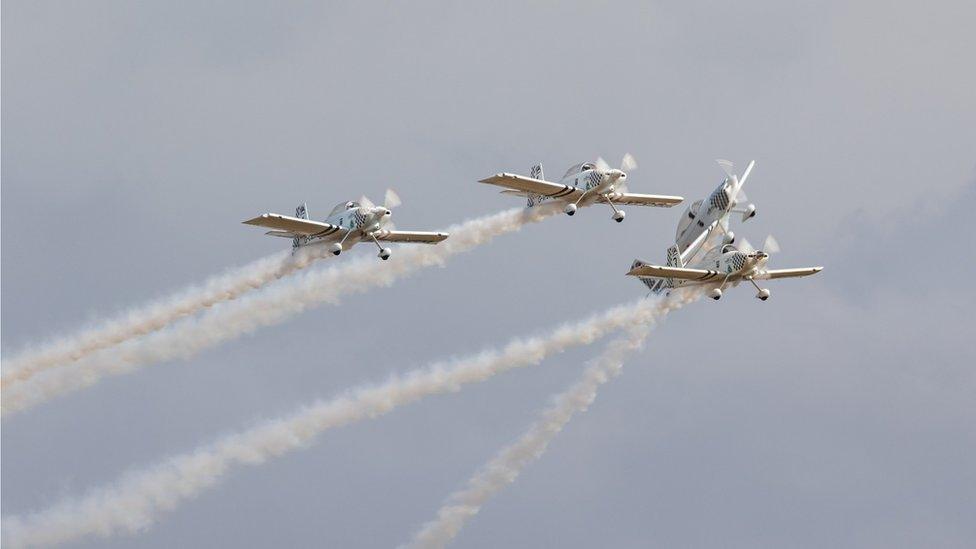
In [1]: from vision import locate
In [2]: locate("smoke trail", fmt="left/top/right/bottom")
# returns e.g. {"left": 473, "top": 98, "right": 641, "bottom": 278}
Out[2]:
{"left": 402, "top": 292, "right": 693, "bottom": 548}
{"left": 1, "top": 205, "right": 560, "bottom": 416}
{"left": 0, "top": 295, "right": 691, "bottom": 548}
{"left": 1, "top": 245, "right": 330, "bottom": 389}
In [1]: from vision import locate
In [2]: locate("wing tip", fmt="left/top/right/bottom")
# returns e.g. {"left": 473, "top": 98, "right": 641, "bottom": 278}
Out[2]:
{"left": 478, "top": 173, "right": 506, "bottom": 183}
{"left": 242, "top": 214, "right": 271, "bottom": 225}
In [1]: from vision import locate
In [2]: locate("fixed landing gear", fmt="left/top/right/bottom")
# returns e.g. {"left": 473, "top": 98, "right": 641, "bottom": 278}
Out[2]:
{"left": 605, "top": 195, "right": 625, "bottom": 223}
{"left": 331, "top": 230, "right": 354, "bottom": 256}
{"left": 710, "top": 274, "right": 734, "bottom": 301}
{"left": 564, "top": 203, "right": 578, "bottom": 216}
{"left": 748, "top": 278, "right": 770, "bottom": 301}
{"left": 369, "top": 233, "right": 392, "bottom": 260}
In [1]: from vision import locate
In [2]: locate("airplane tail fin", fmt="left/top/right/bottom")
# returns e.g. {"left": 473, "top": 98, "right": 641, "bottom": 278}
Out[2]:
{"left": 293, "top": 202, "right": 310, "bottom": 249}
{"left": 666, "top": 244, "right": 684, "bottom": 268}
{"left": 526, "top": 163, "right": 548, "bottom": 207}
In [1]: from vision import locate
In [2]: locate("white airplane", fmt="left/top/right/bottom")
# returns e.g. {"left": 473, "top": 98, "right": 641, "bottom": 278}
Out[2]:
{"left": 479, "top": 154, "right": 683, "bottom": 222}
{"left": 243, "top": 189, "right": 448, "bottom": 260}
{"left": 628, "top": 235, "right": 822, "bottom": 301}
{"left": 674, "top": 159, "right": 759, "bottom": 259}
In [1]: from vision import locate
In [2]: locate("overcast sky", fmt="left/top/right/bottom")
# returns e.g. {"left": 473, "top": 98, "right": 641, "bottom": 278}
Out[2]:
{"left": 3, "top": 1, "right": 975, "bottom": 547}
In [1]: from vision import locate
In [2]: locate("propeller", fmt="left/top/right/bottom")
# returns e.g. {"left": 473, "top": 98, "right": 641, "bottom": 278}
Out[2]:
{"left": 716, "top": 159, "right": 735, "bottom": 179}
{"left": 762, "top": 234, "right": 780, "bottom": 254}
{"left": 594, "top": 153, "right": 639, "bottom": 192}
{"left": 738, "top": 238, "right": 756, "bottom": 255}
{"left": 384, "top": 188, "right": 401, "bottom": 209}
{"left": 715, "top": 159, "right": 755, "bottom": 204}
{"left": 360, "top": 188, "right": 402, "bottom": 212}
{"left": 620, "top": 153, "right": 638, "bottom": 172}
{"left": 738, "top": 235, "right": 780, "bottom": 256}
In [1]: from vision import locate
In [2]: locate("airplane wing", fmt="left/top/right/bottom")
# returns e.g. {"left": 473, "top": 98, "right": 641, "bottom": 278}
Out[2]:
{"left": 627, "top": 264, "right": 725, "bottom": 282}
{"left": 374, "top": 230, "right": 449, "bottom": 244}
{"left": 679, "top": 219, "right": 719, "bottom": 263}
{"left": 479, "top": 173, "right": 580, "bottom": 200}
{"left": 757, "top": 267, "right": 823, "bottom": 280}
{"left": 243, "top": 213, "right": 344, "bottom": 237}
{"left": 597, "top": 193, "right": 684, "bottom": 207}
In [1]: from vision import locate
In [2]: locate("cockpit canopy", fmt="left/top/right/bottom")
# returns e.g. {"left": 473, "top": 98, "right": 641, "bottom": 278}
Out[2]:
{"left": 328, "top": 201, "right": 359, "bottom": 217}
{"left": 722, "top": 244, "right": 739, "bottom": 254}
{"left": 562, "top": 162, "right": 597, "bottom": 180}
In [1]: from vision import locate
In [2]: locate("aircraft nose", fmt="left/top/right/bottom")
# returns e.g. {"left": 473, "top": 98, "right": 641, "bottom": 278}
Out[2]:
{"left": 385, "top": 210, "right": 391, "bottom": 216}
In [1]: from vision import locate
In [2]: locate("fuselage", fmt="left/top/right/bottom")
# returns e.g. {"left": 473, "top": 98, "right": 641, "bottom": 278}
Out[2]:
{"left": 306, "top": 202, "right": 391, "bottom": 246}
{"left": 674, "top": 178, "right": 735, "bottom": 252}
{"left": 558, "top": 163, "right": 625, "bottom": 197}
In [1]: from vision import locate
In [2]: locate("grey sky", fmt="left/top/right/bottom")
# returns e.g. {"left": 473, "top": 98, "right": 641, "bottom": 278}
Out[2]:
{"left": 3, "top": 1, "right": 975, "bottom": 547}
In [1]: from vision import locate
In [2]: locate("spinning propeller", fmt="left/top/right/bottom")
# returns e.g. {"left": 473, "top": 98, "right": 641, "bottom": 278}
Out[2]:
{"left": 738, "top": 234, "right": 780, "bottom": 256}
{"left": 358, "top": 188, "right": 402, "bottom": 227}
{"left": 716, "top": 158, "right": 755, "bottom": 204}
{"left": 596, "top": 153, "right": 638, "bottom": 192}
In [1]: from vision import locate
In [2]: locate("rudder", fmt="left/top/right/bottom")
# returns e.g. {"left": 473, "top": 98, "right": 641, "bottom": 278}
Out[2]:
{"left": 293, "top": 202, "right": 310, "bottom": 249}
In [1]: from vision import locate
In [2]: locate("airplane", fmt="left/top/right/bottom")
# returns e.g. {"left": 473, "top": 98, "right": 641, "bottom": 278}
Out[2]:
{"left": 627, "top": 234, "right": 822, "bottom": 301}
{"left": 479, "top": 154, "right": 683, "bottom": 222}
{"left": 674, "top": 159, "right": 759, "bottom": 259}
{"left": 243, "top": 189, "right": 448, "bottom": 260}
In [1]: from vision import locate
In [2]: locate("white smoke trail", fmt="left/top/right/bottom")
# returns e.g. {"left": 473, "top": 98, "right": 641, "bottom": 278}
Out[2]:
{"left": 402, "top": 291, "right": 694, "bottom": 548}
{"left": 1, "top": 205, "right": 560, "bottom": 416}
{"left": 0, "top": 295, "right": 691, "bottom": 548}
{"left": 1, "top": 244, "right": 330, "bottom": 389}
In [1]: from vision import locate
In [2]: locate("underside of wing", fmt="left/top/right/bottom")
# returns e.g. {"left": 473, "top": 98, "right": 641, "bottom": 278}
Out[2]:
{"left": 243, "top": 213, "right": 343, "bottom": 237}
{"left": 627, "top": 263, "right": 725, "bottom": 281}
{"left": 264, "top": 230, "right": 299, "bottom": 239}
{"left": 757, "top": 267, "right": 823, "bottom": 280}
{"left": 601, "top": 192, "right": 684, "bottom": 207}
{"left": 374, "top": 230, "right": 449, "bottom": 244}
{"left": 680, "top": 220, "right": 719, "bottom": 262}
{"left": 479, "top": 173, "right": 580, "bottom": 200}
